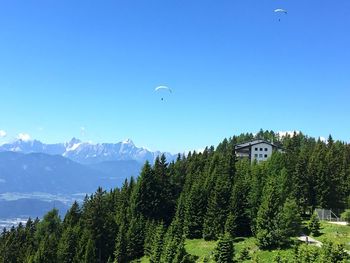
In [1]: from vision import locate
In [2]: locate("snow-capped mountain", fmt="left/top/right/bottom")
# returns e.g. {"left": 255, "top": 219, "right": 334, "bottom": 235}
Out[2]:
{"left": 0, "top": 138, "right": 176, "bottom": 164}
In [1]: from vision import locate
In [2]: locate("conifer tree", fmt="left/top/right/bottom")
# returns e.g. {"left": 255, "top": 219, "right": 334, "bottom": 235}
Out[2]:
{"left": 63, "top": 201, "right": 81, "bottom": 229}
{"left": 228, "top": 177, "right": 251, "bottom": 237}
{"left": 132, "top": 161, "right": 160, "bottom": 220}
{"left": 308, "top": 213, "right": 320, "bottom": 236}
{"left": 255, "top": 173, "right": 285, "bottom": 249}
{"left": 149, "top": 223, "right": 165, "bottom": 263}
{"left": 84, "top": 238, "right": 96, "bottom": 263}
{"left": 274, "top": 198, "right": 302, "bottom": 247}
{"left": 126, "top": 216, "right": 145, "bottom": 260}
{"left": 57, "top": 226, "right": 78, "bottom": 263}
{"left": 114, "top": 225, "right": 127, "bottom": 263}
{"left": 293, "top": 147, "right": 310, "bottom": 212}
{"left": 224, "top": 212, "right": 236, "bottom": 239}
{"left": 214, "top": 234, "right": 234, "bottom": 263}
{"left": 33, "top": 209, "right": 62, "bottom": 263}
{"left": 184, "top": 182, "right": 207, "bottom": 238}
{"left": 203, "top": 156, "right": 232, "bottom": 240}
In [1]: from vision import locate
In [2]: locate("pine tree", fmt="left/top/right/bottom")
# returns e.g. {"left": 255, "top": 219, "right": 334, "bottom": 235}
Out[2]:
{"left": 84, "top": 238, "right": 96, "bottom": 263}
{"left": 276, "top": 199, "right": 302, "bottom": 247}
{"left": 293, "top": 147, "right": 310, "bottom": 213}
{"left": 214, "top": 234, "right": 234, "bottom": 263}
{"left": 126, "top": 216, "right": 145, "bottom": 260}
{"left": 33, "top": 209, "right": 62, "bottom": 263}
{"left": 203, "top": 155, "right": 232, "bottom": 240}
{"left": 132, "top": 161, "right": 160, "bottom": 220}
{"left": 255, "top": 173, "right": 286, "bottom": 249}
{"left": 149, "top": 224, "right": 165, "bottom": 263}
{"left": 224, "top": 212, "right": 236, "bottom": 239}
{"left": 57, "top": 226, "right": 78, "bottom": 263}
{"left": 114, "top": 225, "right": 127, "bottom": 263}
{"left": 308, "top": 213, "right": 320, "bottom": 236}
{"left": 173, "top": 238, "right": 190, "bottom": 263}
{"left": 154, "top": 154, "right": 176, "bottom": 224}
{"left": 228, "top": 177, "right": 251, "bottom": 237}
{"left": 184, "top": 182, "right": 207, "bottom": 238}
{"left": 143, "top": 220, "right": 158, "bottom": 257}
{"left": 63, "top": 201, "right": 81, "bottom": 229}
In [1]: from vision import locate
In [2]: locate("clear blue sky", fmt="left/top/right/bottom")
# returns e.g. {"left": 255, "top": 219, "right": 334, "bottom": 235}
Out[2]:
{"left": 0, "top": 0, "right": 349, "bottom": 153}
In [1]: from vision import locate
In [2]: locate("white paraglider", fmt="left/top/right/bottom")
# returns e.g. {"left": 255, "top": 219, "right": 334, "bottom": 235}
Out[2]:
{"left": 155, "top": 86, "right": 172, "bottom": 101}
{"left": 274, "top": 8, "right": 288, "bottom": 14}
{"left": 274, "top": 8, "right": 288, "bottom": 22}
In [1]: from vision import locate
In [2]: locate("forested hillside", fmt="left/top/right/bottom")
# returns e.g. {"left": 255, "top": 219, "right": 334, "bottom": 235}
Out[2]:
{"left": 1, "top": 131, "right": 350, "bottom": 263}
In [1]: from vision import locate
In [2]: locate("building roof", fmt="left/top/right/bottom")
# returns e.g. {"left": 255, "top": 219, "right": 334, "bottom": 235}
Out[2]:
{"left": 235, "top": 139, "right": 281, "bottom": 150}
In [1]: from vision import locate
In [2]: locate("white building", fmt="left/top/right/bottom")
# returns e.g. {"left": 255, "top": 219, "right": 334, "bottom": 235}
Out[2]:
{"left": 235, "top": 139, "right": 282, "bottom": 163}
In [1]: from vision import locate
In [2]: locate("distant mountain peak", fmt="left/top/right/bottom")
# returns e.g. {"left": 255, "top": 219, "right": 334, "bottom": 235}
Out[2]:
{"left": 69, "top": 137, "right": 82, "bottom": 145}
{"left": 122, "top": 138, "right": 134, "bottom": 145}
{"left": 0, "top": 137, "right": 175, "bottom": 165}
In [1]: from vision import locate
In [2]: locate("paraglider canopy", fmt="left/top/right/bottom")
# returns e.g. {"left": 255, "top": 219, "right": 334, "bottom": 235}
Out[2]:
{"left": 274, "top": 9, "right": 288, "bottom": 22}
{"left": 274, "top": 8, "right": 288, "bottom": 14}
{"left": 155, "top": 86, "right": 172, "bottom": 101}
{"left": 155, "top": 86, "right": 172, "bottom": 93}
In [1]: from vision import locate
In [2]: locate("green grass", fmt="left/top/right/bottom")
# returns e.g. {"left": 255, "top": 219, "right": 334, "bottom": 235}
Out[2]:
{"left": 185, "top": 239, "right": 217, "bottom": 261}
{"left": 185, "top": 237, "right": 297, "bottom": 262}
{"left": 136, "top": 222, "right": 350, "bottom": 262}
{"left": 314, "top": 221, "right": 350, "bottom": 250}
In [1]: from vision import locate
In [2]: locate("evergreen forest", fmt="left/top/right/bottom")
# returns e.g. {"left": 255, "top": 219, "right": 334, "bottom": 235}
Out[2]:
{"left": 1, "top": 130, "right": 350, "bottom": 263}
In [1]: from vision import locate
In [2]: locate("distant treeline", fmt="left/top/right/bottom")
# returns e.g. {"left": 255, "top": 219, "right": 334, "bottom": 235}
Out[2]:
{"left": 1, "top": 130, "right": 350, "bottom": 262}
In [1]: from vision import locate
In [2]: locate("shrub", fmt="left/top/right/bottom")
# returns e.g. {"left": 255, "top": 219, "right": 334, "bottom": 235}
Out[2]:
{"left": 340, "top": 209, "right": 350, "bottom": 224}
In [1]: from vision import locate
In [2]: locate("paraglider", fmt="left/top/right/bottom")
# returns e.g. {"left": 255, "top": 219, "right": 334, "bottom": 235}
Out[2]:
{"left": 274, "top": 9, "right": 287, "bottom": 14}
{"left": 274, "top": 8, "right": 288, "bottom": 22}
{"left": 155, "top": 86, "right": 172, "bottom": 101}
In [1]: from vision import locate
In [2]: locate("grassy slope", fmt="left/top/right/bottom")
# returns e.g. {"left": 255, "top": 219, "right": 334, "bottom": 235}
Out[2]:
{"left": 314, "top": 221, "right": 350, "bottom": 250}
{"left": 185, "top": 238, "right": 295, "bottom": 262}
{"left": 136, "top": 222, "right": 350, "bottom": 262}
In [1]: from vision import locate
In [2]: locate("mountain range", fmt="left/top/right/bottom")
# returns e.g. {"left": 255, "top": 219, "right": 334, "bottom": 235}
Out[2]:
{"left": 0, "top": 138, "right": 176, "bottom": 222}
{"left": 0, "top": 138, "right": 176, "bottom": 164}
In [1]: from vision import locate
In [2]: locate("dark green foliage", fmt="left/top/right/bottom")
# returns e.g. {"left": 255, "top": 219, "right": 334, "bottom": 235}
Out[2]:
{"left": 292, "top": 244, "right": 320, "bottom": 263}
{"left": 2, "top": 130, "right": 350, "bottom": 261}
{"left": 213, "top": 234, "right": 234, "bottom": 263}
{"left": 228, "top": 177, "right": 251, "bottom": 237}
{"left": 237, "top": 247, "right": 250, "bottom": 262}
{"left": 308, "top": 213, "right": 320, "bottom": 236}
{"left": 63, "top": 201, "right": 81, "bottom": 228}
{"left": 292, "top": 147, "right": 311, "bottom": 212}
{"left": 203, "top": 155, "right": 233, "bottom": 240}
{"left": 57, "top": 226, "right": 78, "bottom": 263}
{"left": 224, "top": 212, "right": 236, "bottom": 238}
{"left": 143, "top": 220, "right": 158, "bottom": 257}
{"left": 292, "top": 242, "right": 349, "bottom": 263}
{"left": 273, "top": 252, "right": 289, "bottom": 263}
{"left": 184, "top": 182, "right": 207, "bottom": 238}
{"left": 149, "top": 223, "right": 165, "bottom": 263}
{"left": 277, "top": 199, "right": 302, "bottom": 239}
{"left": 84, "top": 237, "right": 96, "bottom": 263}
{"left": 126, "top": 216, "right": 145, "bottom": 260}
{"left": 256, "top": 172, "right": 301, "bottom": 249}
{"left": 33, "top": 209, "right": 61, "bottom": 263}
{"left": 319, "top": 241, "right": 350, "bottom": 262}
{"left": 255, "top": 175, "right": 284, "bottom": 249}
{"left": 132, "top": 161, "right": 159, "bottom": 220}
{"left": 113, "top": 225, "right": 127, "bottom": 263}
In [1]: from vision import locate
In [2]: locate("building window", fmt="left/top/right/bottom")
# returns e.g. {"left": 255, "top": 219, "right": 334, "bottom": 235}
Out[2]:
{"left": 264, "top": 154, "right": 268, "bottom": 158}
{"left": 259, "top": 154, "right": 263, "bottom": 158}
{"left": 260, "top": 148, "right": 263, "bottom": 151}
{"left": 265, "top": 148, "right": 268, "bottom": 151}
{"left": 255, "top": 154, "right": 258, "bottom": 158}
{"left": 255, "top": 147, "right": 258, "bottom": 151}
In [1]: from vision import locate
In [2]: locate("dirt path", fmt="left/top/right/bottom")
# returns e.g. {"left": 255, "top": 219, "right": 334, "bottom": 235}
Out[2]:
{"left": 297, "top": 235, "right": 323, "bottom": 247}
